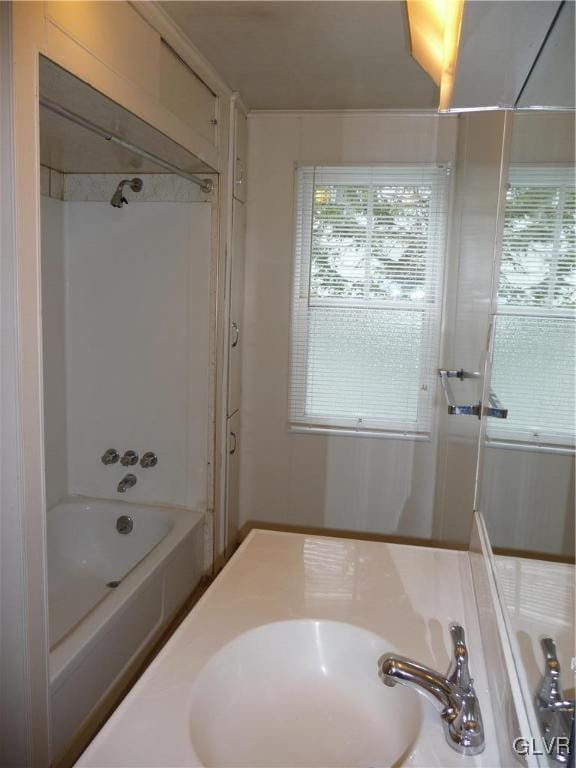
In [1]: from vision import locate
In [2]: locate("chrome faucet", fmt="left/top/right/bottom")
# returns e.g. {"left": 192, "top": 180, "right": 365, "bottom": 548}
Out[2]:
{"left": 379, "top": 623, "right": 484, "bottom": 756}
{"left": 535, "top": 637, "right": 574, "bottom": 764}
{"left": 117, "top": 473, "right": 137, "bottom": 493}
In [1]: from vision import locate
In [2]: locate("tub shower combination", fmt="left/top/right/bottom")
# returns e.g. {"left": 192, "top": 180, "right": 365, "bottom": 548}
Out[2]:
{"left": 48, "top": 497, "right": 204, "bottom": 758}
{"left": 40, "top": 162, "right": 213, "bottom": 757}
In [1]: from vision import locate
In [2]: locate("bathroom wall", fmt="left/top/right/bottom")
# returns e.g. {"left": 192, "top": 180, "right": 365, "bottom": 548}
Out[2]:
{"left": 41, "top": 174, "right": 213, "bottom": 510}
{"left": 483, "top": 446, "right": 574, "bottom": 557}
{"left": 432, "top": 111, "right": 511, "bottom": 546}
{"left": 240, "top": 112, "right": 459, "bottom": 538}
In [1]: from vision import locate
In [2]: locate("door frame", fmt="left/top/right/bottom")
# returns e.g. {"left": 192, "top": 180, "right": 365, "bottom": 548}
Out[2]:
{"left": 0, "top": 3, "right": 51, "bottom": 765}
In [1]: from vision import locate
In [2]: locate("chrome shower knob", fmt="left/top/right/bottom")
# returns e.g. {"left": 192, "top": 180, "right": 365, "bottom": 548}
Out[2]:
{"left": 120, "top": 450, "right": 139, "bottom": 466}
{"left": 101, "top": 448, "right": 119, "bottom": 465}
{"left": 140, "top": 452, "right": 158, "bottom": 468}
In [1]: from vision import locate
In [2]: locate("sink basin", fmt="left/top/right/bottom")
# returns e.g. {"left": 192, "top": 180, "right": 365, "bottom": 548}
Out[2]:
{"left": 188, "top": 619, "right": 422, "bottom": 768}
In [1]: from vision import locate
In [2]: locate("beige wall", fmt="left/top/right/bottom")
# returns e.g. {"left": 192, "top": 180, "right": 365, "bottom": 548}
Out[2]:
{"left": 240, "top": 112, "right": 459, "bottom": 538}
{"left": 434, "top": 112, "right": 511, "bottom": 546}
{"left": 511, "top": 111, "right": 575, "bottom": 164}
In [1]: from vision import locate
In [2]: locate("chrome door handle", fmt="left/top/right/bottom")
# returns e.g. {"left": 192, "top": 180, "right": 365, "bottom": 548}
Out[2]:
{"left": 438, "top": 369, "right": 508, "bottom": 419}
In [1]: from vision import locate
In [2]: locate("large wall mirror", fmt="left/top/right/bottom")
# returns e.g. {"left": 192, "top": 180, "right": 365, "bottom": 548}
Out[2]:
{"left": 476, "top": 6, "right": 575, "bottom": 760}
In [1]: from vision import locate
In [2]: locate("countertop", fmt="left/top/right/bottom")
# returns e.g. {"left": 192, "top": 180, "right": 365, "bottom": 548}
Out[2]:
{"left": 77, "top": 530, "right": 501, "bottom": 767}
{"left": 494, "top": 555, "right": 575, "bottom": 699}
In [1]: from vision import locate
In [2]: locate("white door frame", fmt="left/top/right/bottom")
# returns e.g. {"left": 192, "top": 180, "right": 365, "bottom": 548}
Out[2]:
{"left": 0, "top": 3, "right": 51, "bottom": 766}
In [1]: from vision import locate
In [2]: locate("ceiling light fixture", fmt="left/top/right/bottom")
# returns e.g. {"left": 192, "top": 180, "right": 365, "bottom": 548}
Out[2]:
{"left": 406, "top": 0, "right": 465, "bottom": 112}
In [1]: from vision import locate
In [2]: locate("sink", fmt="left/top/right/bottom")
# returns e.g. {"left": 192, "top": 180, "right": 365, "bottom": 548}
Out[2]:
{"left": 188, "top": 619, "right": 422, "bottom": 768}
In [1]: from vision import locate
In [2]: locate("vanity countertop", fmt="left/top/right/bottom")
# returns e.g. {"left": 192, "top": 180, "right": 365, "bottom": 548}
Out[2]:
{"left": 494, "top": 555, "right": 575, "bottom": 700}
{"left": 77, "top": 530, "right": 501, "bottom": 767}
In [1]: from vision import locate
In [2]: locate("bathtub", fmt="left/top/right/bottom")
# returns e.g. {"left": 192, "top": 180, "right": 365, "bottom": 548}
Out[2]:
{"left": 48, "top": 496, "right": 205, "bottom": 759}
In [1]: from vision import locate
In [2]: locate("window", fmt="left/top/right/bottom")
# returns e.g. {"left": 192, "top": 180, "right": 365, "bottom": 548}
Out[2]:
{"left": 289, "top": 165, "right": 450, "bottom": 437}
{"left": 488, "top": 166, "right": 576, "bottom": 448}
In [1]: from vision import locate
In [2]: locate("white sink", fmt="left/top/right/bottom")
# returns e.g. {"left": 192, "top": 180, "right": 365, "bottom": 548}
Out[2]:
{"left": 188, "top": 619, "right": 422, "bottom": 768}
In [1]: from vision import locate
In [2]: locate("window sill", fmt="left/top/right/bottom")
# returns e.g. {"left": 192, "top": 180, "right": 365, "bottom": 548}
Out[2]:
{"left": 288, "top": 425, "right": 431, "bottom": 442}
{"left": 485, "top": 439, "right": 575, "bottom": 456}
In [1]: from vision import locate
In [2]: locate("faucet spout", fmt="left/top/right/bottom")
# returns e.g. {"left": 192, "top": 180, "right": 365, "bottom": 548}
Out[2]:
{"left": 378, "top": 624, "right": 485, "bottom": 756}
{"left": 117, "top": 473, "right": 137, "bottom": 493}
{"left": 379, "top": 655, "right": 460, "bottom": 719}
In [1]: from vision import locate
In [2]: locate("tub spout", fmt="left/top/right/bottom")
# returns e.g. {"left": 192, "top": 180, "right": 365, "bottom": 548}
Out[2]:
{"left": 117, "top": 473, "right": 137, "bottom": 493}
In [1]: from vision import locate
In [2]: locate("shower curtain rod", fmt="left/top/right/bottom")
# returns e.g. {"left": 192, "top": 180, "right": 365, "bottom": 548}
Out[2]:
{"left": 39, "top": 97, "right": 214, "bottom": 194}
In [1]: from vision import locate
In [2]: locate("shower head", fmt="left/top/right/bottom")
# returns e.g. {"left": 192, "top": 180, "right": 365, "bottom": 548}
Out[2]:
{"left": 110, "top": 177, "right": 143, "bottom": 208}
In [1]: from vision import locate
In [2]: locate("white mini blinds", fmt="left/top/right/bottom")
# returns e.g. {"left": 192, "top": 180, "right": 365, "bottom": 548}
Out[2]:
{"left": 488, "top": 166, "right": 576, "bottom": 448}
{"left": 289, "top": 165, "right": 450, "bottom": 437}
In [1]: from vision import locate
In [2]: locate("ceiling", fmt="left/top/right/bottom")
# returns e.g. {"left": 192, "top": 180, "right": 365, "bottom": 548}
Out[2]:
{"left": 161, "top": 1, "right": 439, "bottom": 110}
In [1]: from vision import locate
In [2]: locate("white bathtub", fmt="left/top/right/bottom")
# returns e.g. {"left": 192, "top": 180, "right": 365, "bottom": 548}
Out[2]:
{"left": 48, "top": 496, "right": 205, "bottom": 760}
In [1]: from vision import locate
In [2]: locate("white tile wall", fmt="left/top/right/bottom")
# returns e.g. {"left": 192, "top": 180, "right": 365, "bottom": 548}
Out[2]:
{"left": 62, "top": 173, "right": 213, "bottom": 203}
{"left": 65, "top": 201, "right": 211, "bottom": 507}
{"left": 40, "top": 176, "right": 213, "bottom": 510}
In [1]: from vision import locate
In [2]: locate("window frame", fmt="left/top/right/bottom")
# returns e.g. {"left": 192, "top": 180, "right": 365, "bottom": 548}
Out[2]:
{"left": 487, "top": 163, "right": 576, "bottom": 451}
{"left": 288, "top": 164, "right": 451, "bottom": 439}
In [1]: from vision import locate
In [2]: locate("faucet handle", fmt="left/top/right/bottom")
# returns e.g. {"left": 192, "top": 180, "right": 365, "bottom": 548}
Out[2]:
{"left": 536, "top": 638, "right": 574, "bottom": 758}
{"left": 538, "top": 637, "right": 564, "bottom": 707}
{"left": 101, "top": 448, "right": 119, "bottom": 465}
{"left": 448, "top": 681, "right": 484, "bottom": 753}
{"left": 542, "top": 637, "right": 560, "bottom": 674}
{"left": 140, "top": 451, "right": 158, "bottom": 468}
{"left": 447, "top": 623, "right": 472, "bottom": 690}
{"left": 450, "top": 623, "right": 466, "bottom": 647}
{"left": 120, "top": 450, "right": 139, "bottom": 467}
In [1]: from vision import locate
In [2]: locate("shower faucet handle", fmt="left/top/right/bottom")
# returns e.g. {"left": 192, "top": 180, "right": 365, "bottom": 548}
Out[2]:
{"left": 140, "top": 452, "right": 158, "bottom": 468}
{"left": 101, "top": 448, "right": 119, "bottom": 465}
{"left": 120, "top": 450, "right": 139, "bottom": 466}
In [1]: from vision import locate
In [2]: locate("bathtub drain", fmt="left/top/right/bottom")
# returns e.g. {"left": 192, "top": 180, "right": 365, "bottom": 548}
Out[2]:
{"left": 106, "top": 580, "right": 121, "bottom": 588}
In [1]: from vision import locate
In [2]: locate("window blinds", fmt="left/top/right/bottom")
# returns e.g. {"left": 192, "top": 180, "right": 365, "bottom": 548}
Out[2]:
{"left": 289, "top": 166, "right": 450, "bottom": 436}
{"left": 488, "top": 166, "right": 575, "bottom": 447}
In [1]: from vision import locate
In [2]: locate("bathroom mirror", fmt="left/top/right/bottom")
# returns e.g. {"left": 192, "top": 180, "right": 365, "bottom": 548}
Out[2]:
{"left": 515, "top": 1, "right": 575, "bottom": 111}
{"left": 477, "top": 106, "right": 575, "bottom": 763}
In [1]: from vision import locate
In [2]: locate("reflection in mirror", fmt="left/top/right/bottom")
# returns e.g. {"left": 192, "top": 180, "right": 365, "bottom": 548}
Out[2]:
{"left": 516, "top": 1, "right": 575, "bottom": 111}
{"left": 480, "top": 109, "right": 575, "bottom": 766}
